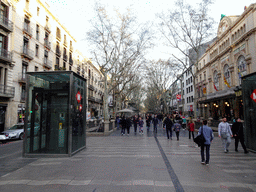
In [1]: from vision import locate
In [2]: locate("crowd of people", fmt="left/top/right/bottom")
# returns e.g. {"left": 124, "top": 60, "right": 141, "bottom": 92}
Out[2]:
{"left": 115, "top": 113, "right": 249, "bottom": 166}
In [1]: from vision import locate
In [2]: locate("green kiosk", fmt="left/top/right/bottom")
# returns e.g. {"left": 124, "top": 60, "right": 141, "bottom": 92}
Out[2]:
{"left": 242, "top": 72, "right": 256, "bottom": 152}
{"left": 23, "top": 71, "right": 86, "bottom": 157}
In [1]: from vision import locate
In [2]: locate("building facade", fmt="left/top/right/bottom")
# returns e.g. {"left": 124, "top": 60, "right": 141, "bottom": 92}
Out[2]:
{"left": 195, "top": 4, "right": 256, "bottom": 121}
{"left": 0, "top": 0, "right": 104, "bottom": 131}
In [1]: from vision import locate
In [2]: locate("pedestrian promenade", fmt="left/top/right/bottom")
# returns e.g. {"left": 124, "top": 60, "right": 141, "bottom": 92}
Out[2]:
{"left": 0, "top": 124, "right": 256, "bottom": 192}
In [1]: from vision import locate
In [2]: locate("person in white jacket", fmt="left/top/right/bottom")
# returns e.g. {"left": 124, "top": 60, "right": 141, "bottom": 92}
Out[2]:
{"left": 218, "top": 117, "right": 233, "bottom": 153}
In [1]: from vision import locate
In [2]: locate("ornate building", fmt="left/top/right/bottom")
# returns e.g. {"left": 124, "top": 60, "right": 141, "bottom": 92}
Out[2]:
{"left": 195, "top": 4, "right": 256, "bottom": 120}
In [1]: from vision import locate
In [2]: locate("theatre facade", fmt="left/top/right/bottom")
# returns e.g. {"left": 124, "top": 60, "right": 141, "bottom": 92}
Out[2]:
{"left": 195, "top": 4, "right": 256, "bottom": 121}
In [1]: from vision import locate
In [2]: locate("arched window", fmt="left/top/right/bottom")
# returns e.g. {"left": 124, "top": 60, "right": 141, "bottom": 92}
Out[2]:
{"left": 213, "top": 70, "right": 219, "bottom": 91}
{"left": 224, "top": 64, "right": 231, "bottom": 89}
{"left": 237, "top": 55, "right": 247, "bottom": 84}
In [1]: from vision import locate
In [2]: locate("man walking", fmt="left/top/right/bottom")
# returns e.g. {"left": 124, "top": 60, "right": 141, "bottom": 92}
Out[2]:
{"left": 218, "top": 117, "right": 233, "bottom": 153}
{"left": 198, "top": 120, "right": 214, "bottom": 165}
{"left": 232, "top": 118, "right": 248, "bottom": 153}
{"left": 153, "top": 114, "right": 158, "bottom": 133}
{"left": 173, "top": 120, "right": 182, "bottom": 141}
{"left": 164, "top": 114, "right": 173, "bottom": 139}
{"left": 133, "top": 115, "right": 139, "bottom": 134}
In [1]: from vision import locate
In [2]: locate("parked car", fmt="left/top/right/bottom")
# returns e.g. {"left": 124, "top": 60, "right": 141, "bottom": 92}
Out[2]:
{"left": 0, "top": 123, "right": 40, "bottom": 142}
{"left": 0, "top": 124, "right": 25, "bottom": 142}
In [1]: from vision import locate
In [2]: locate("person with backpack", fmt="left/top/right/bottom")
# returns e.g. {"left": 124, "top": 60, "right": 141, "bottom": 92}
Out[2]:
{"left": 164, "top": 114, "right": 173, "bottom": 139}
{"left": 198, "top": 120, "right": 214, "bottom": 165}
{"left": 173, "top": 120, "right": 182, "bottom": 140}
{"left": 138, "top": 117, "right": 144, "bottom": 134}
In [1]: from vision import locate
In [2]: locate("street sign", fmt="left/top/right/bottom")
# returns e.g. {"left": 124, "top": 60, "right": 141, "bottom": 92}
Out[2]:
{"left": 76, "top": 91, "right": 82, "bottom": 103}
{"left": 250, "top": 89, "right": 256, "bottom": 103}
{"left": 79, "top": 104, "right": 82, "bottom": 112}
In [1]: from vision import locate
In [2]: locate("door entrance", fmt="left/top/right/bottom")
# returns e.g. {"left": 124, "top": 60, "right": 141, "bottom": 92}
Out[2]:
{"left": 28, "top": 88, "right": 69, "bottom": 154}
{"left": 0, "top": 106, "right": 6, "bottom": 132}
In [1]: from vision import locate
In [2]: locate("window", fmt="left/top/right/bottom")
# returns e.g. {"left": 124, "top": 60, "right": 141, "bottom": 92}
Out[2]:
{"left": 64, "top": 34, "right": 67, "bottom": 45}
{"left": 213, "top": 70, "right": 219, "bottom": 91}
{"left": 35, "top": 44, "right": 39, "bottom": 57}
{"left": 44, "top": 50, "right": 48, "bottom": 64}
{"left": 36, "top": 24, "right": 39, "bottom": 40}
{"left": 35, "top": 66, "right": 38, "bottom": 71}
{"left": 237, "top": 55, "right": 247, "bottom": 84}
{"left": 37, "top": 7, "right": 40, "bottom": 16}
{"left": 63, "top": 62, "right": 66, "bottom": 69}
{"left": 191, "top": 85, "right": 193, "bottom": 92}
{"left": 22, "top": 63, "right": 27, "bottom": 79}
{"left": 56, "top": 56, "right": 59, "bottom": 67}
{"left": 24, "top": 16, "right": 30, "bottom": 33}
{"left": 46, "top": 16, "right": 49, "bottom": 23}
{"left": 191, "top": 96, "right": 193, "bottom": 102}
{"left": 56, "top": 27, "right": 61, "bottom": 40}
{"left": 23, "top": 38, "right": 29, "bottom": 54}
{"left": 204, "top": 73, "right": 206, "bottom": 80}
{"left": 70, "top": 40, "right": 72, "bottom": 49}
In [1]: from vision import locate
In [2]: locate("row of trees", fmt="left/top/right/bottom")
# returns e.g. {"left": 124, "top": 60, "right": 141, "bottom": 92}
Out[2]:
{"left": 87, "top": 0, "right": 215, "bottom": 119}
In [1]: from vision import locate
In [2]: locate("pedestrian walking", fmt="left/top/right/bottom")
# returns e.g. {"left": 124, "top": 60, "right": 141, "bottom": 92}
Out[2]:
{"left": 164, "top": 114, "right": 173, "bottom": 139}
{"left": 146, "top": 115, "right": 150, "bottom": 131}
{"left": 173, "top": 120, "right": 182, "bottom": 140}
{"left": 126, "top": 117, "right": 131, "bottom": 135}
{"left": 198, "top": 120, "right": 214, "bottom": 165}
{"left": 116, "top": 115, "right": 120, "bottom": 130}
{"left": 232, "top": 118, "right": 248, "bottom": 153}
{"left": 153, "top": 114, "right": 158, "bottom": 133}
{"left": 120, "top": 116, "right": 127, "bottom": 136}
{"left": 218, "top": 117, "right": 233, "bottom": 153}
{"left": 182, "top": 116, "right": 187, "bottom": 130}
{"left": 138, "top": 117, "right": 144, "bottom": 134}
{"left": 133, "top": 115, "right": 139, "bottom": 134}
{"left": 188, "top": 120, "right": 195, "bottom": 140}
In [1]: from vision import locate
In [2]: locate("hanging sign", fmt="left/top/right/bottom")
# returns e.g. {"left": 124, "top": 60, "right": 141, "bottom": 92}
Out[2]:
{"left": 76, "top": 91, "right": 82, "bottom": 103}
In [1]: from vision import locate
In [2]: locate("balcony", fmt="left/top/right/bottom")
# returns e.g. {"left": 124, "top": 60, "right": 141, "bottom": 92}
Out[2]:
{"left": 56, "top": 47, "right": 61, "bottom": 56}
{"left": 43, "top": 59, "right": 52, "bottom": 69}
{"left": 88, "top": 84, "right": 94, "bottom": 91}
{"left": 69, "top": 58, "right": 73, "bottom": 65}
{"left": 63, "top": 54, "right": 67, "bottom": 61}
{"left": 0, "top": 84, "right": 15, "bottom": 98}
{"left": 88, "top": 96, "right": 95, "bottom": 102}
{"left": 0, "top": 48, "right": 12, "bottom": 64}
{"left": 21, "top": 46, "right": 34, "bottom": 60}
{"left": 44, "top": 39, "right": 51, "bottom": 50}
{"left": 44, "top": 23, "right": 51, "bottom": 33}
{"left": 23, "top": 23, "right": 33, "bottom": 37}
{"left": 54, "top": 65, "right": 66, "bottom": 71}
{"left": 0, "top": 16, "right": 14, "bottom": 32}
{"left": 63, "top": 41, "right": 67, "bottom": 47}
{"left": 18, "top": 73, "right": 26, "bottom": 83}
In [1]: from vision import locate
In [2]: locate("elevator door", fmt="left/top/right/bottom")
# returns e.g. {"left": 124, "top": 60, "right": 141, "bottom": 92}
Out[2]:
{"left": 29, "top": 89, "right": 69, "bottom": 154}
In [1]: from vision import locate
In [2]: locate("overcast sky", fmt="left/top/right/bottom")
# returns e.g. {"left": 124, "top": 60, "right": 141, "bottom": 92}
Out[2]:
{"left": 48, "top": 0, "right": 255, "bottom": 61}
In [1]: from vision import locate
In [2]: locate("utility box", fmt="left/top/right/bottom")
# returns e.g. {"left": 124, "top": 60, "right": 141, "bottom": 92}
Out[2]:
{"left": 23, "top": 71, "right": 86, "bottom": 157}
{"left": 242, "top": 72, "right": 256, "bottom": 152}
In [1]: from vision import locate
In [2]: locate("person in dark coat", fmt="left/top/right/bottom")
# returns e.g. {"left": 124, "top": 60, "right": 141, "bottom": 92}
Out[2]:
{"left": 126, "top": 117, "right": 131, "bottom": 135}
{"left": 133, "top": 115, "right": 139, "bottom": 134}
{"left": 164, "top": 115, "right": 173, "bottom": 139}
{"left": 152, "top": 114, "right": 158, "bottom": 133}
{"left": 232, "top": 118, "right": 248, "bottom": 153}
{"left": 146, "top": 115, "right": 151, "bottom": 131}
{"left": 120, "top": 116, "right": 127, "bottom": 136}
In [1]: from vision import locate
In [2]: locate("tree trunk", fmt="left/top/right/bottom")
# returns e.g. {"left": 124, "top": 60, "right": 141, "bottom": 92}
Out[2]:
{"left": 103, "top": 72, "right": 109, "bottom": 123}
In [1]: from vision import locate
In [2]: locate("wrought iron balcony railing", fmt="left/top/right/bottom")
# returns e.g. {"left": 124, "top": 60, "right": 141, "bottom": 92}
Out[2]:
{"left": 0, "top": 84, "right": 15, "bottom": 98}
{"left": 0, "top": 48, "right": 12, "bottom": 63}
{"left": 0, "top": 16, "right": 13, "bottom": 32}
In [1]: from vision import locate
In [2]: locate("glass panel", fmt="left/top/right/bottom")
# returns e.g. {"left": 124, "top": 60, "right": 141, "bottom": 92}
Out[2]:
{"left": 26, "top": 73, "right": 71, "bottom": 154}
{"left": 72, "top": 75, "right": 86, "bottom": 152}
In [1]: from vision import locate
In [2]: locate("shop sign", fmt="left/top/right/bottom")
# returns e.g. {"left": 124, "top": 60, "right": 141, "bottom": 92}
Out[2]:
{"left": 76, "top": 91, "right": 82, "bottom": 103}
{"left": 176, "top": 94, "right": 181, "bottom": 100}
{"left": 190, "top": 105, "right": 193, "bottom": 111}
{"left": 79, "top": 104, "right": 82, "bottom": 112}
{"left": 250, "top": 89, "right": 256, "bottom": 103}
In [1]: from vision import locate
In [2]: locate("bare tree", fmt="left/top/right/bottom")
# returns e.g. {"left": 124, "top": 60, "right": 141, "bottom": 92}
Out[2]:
{"left": 144, "top": 60, "right": 178, "bottom": 113}
{"left": 87, "top": 3, "right": 153, "bottom": 121}
{"left": 158, "top": 0, "right": 215, "bottom": 116}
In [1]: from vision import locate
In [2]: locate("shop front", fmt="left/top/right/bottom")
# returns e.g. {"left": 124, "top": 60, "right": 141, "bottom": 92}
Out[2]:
{"left": 23, "top": 71, "right": 86, "bottom": 157}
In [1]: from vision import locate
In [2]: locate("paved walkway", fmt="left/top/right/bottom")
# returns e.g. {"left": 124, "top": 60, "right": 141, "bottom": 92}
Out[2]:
{"left": 0, "top": 124, "right": 256, "bottom": 192}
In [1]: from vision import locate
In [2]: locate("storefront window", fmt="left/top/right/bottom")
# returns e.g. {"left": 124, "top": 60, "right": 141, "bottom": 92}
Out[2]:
{"left": 237, "top": 55, "right": 247, "bottom": 84}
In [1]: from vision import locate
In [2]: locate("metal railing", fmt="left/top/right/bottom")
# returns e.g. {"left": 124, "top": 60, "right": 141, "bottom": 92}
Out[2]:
{"left": 0, "top": 48, "right": 12, "bottom": 62}
{"left": 44, "top": 40, "right": 51, "bottom": 49}
{"left": 43, "top": 59, "right": 52, "bottom": 68}
{"left": 18, "top": 73, "right": 26, "bottom": 82}
{"left": 69, "top": 58, "right": 73, "bottom": 65}
{"left": 63, "top": 54, "right": 67, "bottom": 61}
{"left": 23, "top": 23, "right": 33, "bottom": 36}
{"left": 21, "top": 46, "right": 34, "bottom": 59}
{"left": 0, "top": 84, "right": 15, "bottom": 97}
{"left": 0, "top": 16, "right": 13, "bottom": 32}
{"left": 44, "top": 23, "right": 51, "bottom": 32}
